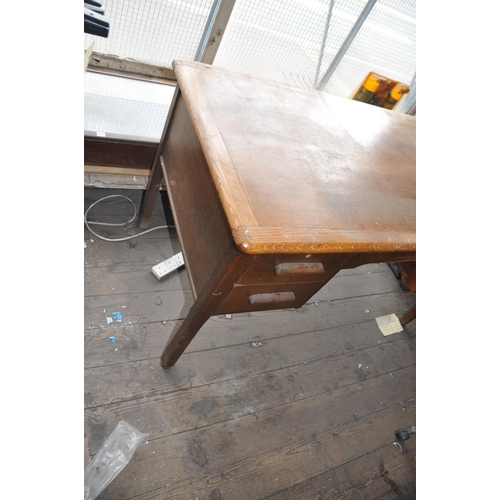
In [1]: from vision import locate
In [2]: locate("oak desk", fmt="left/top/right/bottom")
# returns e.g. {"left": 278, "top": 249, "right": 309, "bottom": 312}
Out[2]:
{"left": 138, "top": 60, "right": 416, "bottom": 368}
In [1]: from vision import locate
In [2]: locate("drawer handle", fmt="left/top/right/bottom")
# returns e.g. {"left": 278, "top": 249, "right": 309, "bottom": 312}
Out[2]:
{"left": 274, "top": 262, "right": 325, "bottom": 275}
{"left": 248, "top": 292, "right": 296, "bottom": 305}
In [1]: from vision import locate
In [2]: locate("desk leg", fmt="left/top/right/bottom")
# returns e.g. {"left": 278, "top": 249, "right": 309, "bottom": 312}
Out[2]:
{"left": 138, "top": 156, "right": 163, "bottom": 228}
{"left": 400, "top": 304, "right": 416, "bottom": 325}
{"left": 160, "top": 294, "right": 214, "bottom": 368}
{"left": 160, "top": 248, "right": 253, "bottom": 368}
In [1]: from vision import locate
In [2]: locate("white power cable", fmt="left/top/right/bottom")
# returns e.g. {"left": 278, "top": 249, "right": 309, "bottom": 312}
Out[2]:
{"left": 84, "top": 194, "right": 175, "bottom": 242}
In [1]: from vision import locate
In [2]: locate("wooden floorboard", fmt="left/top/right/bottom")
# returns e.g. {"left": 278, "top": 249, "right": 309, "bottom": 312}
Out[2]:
{"left": 84, "top": 187, "right": 416, "bottom": 499}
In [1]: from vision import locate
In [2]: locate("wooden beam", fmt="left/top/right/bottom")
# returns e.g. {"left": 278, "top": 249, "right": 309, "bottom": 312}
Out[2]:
{"left": 84, "top": 136, "right": 158, "bottom": 169}
{"left": 84, "top": 165, "right": 151, "bottom": 177}
{"left": 86, "top": 51, "right": 176, "bottom": 85}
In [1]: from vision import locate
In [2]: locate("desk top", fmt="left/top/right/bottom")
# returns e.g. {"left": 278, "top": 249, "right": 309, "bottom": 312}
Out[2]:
{"left": 173, "top": 59, "right": 416, "bottom": 255}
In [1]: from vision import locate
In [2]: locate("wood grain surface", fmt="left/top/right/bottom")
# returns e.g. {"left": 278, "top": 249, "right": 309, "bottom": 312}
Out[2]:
{"left": 173, "top": 59, "right": 416, "bottom": 255}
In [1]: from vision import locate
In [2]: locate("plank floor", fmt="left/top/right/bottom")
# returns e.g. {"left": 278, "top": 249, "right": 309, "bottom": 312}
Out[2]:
{"left": 84, "top": 187, "right": 416, "bottom": 500}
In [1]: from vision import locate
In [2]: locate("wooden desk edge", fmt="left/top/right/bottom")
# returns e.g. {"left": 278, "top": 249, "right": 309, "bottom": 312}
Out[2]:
{"left": 232, "top": 225, "right": 416, "bottom": 255}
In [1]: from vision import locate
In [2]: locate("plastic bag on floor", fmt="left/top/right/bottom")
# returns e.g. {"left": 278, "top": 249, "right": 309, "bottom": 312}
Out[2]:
{"left": 84, "top": 420, "right": 149, "bottom": 500}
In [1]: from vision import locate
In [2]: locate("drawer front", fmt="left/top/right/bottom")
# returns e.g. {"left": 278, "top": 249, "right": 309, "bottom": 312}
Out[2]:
{"left": 214, "top": 282, "right": 324, "bottom": 315}
{"left": 237, "top": 254, "right": 351, "bottom": 285}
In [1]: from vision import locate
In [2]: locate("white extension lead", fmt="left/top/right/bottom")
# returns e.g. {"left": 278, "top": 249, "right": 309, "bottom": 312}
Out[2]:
{"left": 84, "top": 194, "right": 185, "bottom": 280}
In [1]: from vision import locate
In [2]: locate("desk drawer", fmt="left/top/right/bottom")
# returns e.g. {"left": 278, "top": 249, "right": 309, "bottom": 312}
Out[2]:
{"left": 237, "top": 254, "right": 350, "bottom": 285}
{"left": 214, "top": 282, "right": 323, "bottom": 315}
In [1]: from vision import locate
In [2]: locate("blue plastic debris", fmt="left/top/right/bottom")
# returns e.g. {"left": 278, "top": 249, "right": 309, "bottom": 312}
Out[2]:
{"left": 111, "top": 312, "right": 122, "bottom": 322}
{"left": 108, "top": 336, "right": 117, "bottom": 342}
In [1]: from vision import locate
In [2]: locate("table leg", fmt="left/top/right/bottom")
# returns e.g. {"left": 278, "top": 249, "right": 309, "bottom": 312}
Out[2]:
{"left": 400, "top": 304, "right": 416, "bottom": 325}
{"left": 137, "top": 155, "right": 163, "bottom": 228}
{"left": 160, "top": 293, "right": 214, "bottom": 368}
{"left": 160, "top": 246, "right": 253, "bottom": 368}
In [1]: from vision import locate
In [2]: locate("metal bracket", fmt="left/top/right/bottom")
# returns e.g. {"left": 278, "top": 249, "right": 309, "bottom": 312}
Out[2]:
{"left": 151, "top": 252, "right": 184, "bottom": 280}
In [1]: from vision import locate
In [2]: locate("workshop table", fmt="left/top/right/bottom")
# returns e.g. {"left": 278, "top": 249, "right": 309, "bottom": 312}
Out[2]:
{"left": 138, "top": 59, "right": 416, "bottom": 368}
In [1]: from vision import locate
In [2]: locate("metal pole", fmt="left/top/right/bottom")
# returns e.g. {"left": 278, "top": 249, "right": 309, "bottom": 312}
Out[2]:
{"left": 314, "top": 0, "right": 335, "bottom": 88}
{"left": 194, "top": 0, "right": 220, "bottom": 62}
{"left": 316, "top": 0, "right": 378, "bottom": 91}
{"left": 194, "top": 0, "right": 236, "bottom": 64}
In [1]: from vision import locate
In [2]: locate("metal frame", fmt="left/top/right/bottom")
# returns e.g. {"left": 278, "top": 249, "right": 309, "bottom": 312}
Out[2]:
{"left": 194, "top": 0, "right": 236, "bottom": 64}
{"left": 85, "top": 0, "right": 414, "bottom": 148}
{"left": 84, "top": 0, "right": 415, "bottom": 95}
{"left": 316, "top": 0, "right": 378, "bottom": 91}
{"left": 314, "top": 0, "right": 335, "bottom": 88}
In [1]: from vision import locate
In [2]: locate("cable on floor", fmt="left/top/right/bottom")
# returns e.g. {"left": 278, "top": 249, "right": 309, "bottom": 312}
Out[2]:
{"left": 84, "top": 194, "right": 175, "bottom": 242}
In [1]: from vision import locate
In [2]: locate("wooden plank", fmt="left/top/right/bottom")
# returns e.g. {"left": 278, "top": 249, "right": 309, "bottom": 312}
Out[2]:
{"left": 84, "top": 165, "right": 151, "bottom": 177}
{"left": 84, "top": 136, "right": 157, "bottom": 169}
{"left": 346, "top": 251, "right": 417, "bottom": 269}
{"left": 87, "top": 51, "right": 177, "bottom": 83}
{"left": 85, "top": 344, "right": 415, "bottom": 453}
{"left": 308, "top": 270, "right": 406, "bottom": 302}
{"left": 85, "top": 173, "right": 148, "bottom": 189}
{"left": 91, "top": 380, "right": 415, "bottom": 499}
{"left": 85, "top": 315, "right": 416, "bottom": 407}
{"left": 267, "top": 438, "right": 416, "bottom": 499}
{"left": 84, "top": 264, "right": 191, "bottom": 296}
{"left": 84, "top": 288, "right": 193, "bottom": 330}
{"left": 85, "top": 268, "right": 414, "bottom": 350}
{"left": 336, "top": 262, "right": 395, "bottom": 278}
{"left": 84, "top": 291, "right": 416, "bottom": 369}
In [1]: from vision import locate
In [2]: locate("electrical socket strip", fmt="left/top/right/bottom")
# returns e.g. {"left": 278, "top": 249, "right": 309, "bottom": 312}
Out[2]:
{"left": 151, "top": 252, "right": 185, "bottom": 280}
